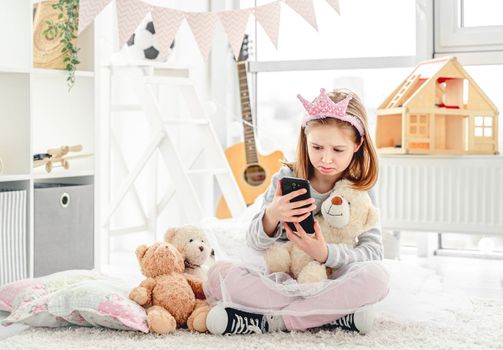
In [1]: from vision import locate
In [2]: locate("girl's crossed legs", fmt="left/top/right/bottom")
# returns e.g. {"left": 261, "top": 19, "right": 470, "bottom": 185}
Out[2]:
{"left": 204, "top": 261, "right": 390, "bottom": 332}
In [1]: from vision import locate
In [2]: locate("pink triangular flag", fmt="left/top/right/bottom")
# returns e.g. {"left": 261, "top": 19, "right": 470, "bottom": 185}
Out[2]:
{"left": 185, "top": 12, "right": 218, "bottom": 62}
{"left": 151, "top": 7, "right": 184, "bottom": 60}
{"left": 325, "top": 0, "right": 341, "bottom": 15}
{"left": 285, "top": 0, "right": 318, "bottom": 31}
{"left": 217, "top": 9, "right": 251, "bottom": 60}
{"left": 254, "top": 1, "right": 281, "bottom": 49}
{"left": 116, "top": 0, "right": 152, "bottom": 48}
{"left": 78, "top": 0, "right": 111, "bottom": 34}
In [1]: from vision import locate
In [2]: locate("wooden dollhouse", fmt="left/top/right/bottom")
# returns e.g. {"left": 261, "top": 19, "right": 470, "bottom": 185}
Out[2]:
{"left": 376, "top": 56, "right": 499, "bottom": 155}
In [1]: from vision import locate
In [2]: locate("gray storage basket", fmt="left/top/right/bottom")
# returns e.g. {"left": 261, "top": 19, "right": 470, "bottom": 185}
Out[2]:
{"left": 34, "top": 183, "right": 94, "bottom": 277}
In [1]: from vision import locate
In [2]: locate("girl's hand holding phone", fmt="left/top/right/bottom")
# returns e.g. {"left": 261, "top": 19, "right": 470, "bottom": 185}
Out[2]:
{"left": 284, "top": 220, "right": 328, "bottom": 264}
{"left": 266, "top": 179, "right": 316, "bottom": 224}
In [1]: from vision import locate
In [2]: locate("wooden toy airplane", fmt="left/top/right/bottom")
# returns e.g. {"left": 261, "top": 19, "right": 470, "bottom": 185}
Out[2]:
{"left": 33, "top": 144, "right": 92, "bottom": 173}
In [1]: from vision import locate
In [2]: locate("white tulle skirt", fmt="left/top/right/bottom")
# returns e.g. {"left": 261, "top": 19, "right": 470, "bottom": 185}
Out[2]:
{"left": 201, "top": 217, "right": 473, "bottom": 322}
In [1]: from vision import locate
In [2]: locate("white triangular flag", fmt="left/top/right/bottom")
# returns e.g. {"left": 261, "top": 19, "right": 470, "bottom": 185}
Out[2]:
{"left": 78, "top": 0, "right": 112, "bottom": 34}
{"left": 151, "top": 7, "right": 184, "bottom": 60}
{"left": 186, "top": 12, "right": 218, "bottom": 61}
{"left": 218, "top": 9, "right": 252, "bottom": 60}
{"left": 254, "top": 1, "right": 281, "bottom": 49}
{"left": 325, "top": 0, "right": 341, "bottom": 15}
{"left": 285, "top": 0, "right": 318, "bottom": 31}
{"left": 116, "top": 0, "right": 152, "bottom": 48}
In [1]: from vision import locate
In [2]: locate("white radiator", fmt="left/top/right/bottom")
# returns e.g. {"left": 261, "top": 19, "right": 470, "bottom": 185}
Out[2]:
{"left": 0, "top": 189, "right": 27, "bottom": 285}
{"left": 376, "top": 156, "right": 503, "bottom": 235}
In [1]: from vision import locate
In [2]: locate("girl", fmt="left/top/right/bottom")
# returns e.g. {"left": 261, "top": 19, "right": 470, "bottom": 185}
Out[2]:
{"left": 204, "top": 88, "right": 390, "bottom": 335}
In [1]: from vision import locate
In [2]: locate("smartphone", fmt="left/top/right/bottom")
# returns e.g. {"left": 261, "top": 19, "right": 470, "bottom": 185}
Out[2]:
{"left": 280, "top": 177, "right": 315, "bottom": 234}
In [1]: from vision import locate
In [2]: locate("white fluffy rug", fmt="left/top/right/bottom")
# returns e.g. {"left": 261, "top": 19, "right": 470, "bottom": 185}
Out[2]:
{"left": 0, "top": 298, "right": 501, "bottom": 350}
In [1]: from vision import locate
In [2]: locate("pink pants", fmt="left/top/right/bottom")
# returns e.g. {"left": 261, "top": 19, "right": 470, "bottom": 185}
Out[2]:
{"left": 204, "top": 261, "right": 390, "bottom": 331}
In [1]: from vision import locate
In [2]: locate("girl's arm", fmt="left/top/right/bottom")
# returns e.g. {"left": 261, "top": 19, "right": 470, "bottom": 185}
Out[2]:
{"left": 246, "top": 166, "right": 317, "bottom": 251}
{"left": 324, "top": 188, "right": 384, "bottom": 268}
{"left": 324, "top": 227, "right": 383, "bottom": 268}
{"left": 246, "top": 169, "right": 287, "bottom": 250}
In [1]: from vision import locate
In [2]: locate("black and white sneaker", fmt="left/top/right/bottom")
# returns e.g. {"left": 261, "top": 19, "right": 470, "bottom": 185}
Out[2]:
{"left": 325, "top": 309, "right": 375, "bottom": 335}
{"left": 207, "top": 305, "right": 269, "bottom": 335}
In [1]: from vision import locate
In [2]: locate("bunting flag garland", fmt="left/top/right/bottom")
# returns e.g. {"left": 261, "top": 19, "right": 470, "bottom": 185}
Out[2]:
{"left": 254, "top": 1, "right": 281, "bottom": 49}
{"left": 151, "top": 7, "right": 184, "bottom": 60}
{"left": 77, "top": 0, "right": 341, "bottom": 62}
{"left": 218, "top": 9, "right": 252, "bottom": 60}
{"left": 78, "top": 0, "right": 111, "bottom": 34}
{"left": 116, "top": 0, "right": 152, "bottom": 48}
{"left": 285, "top": 0, "right": 318, "bottom": 31}
{"left": 325, "top": 0, "right": 341, "bottom": 15}
{"left": 185, "top": 12, "right": 218, "bottom": 62}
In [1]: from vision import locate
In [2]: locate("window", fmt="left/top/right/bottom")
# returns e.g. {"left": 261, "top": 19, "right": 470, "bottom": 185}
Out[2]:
{"left": 251, "top": 0, "right": 416, "bottom": 61}
{"left": 434, "top": 0, "right": 503, "bottom": 64}
{"left": 474, "top": 116, "right": 493, "bottom": 137}
{"left": 462, "top": 0, "right": 503, "bottom": 27}
{"left": 244, "top": 0, "right": 429, "bottom": 72}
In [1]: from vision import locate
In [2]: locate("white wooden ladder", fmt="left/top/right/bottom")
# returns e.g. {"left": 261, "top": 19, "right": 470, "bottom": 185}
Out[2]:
{"left": 101, "top": 63, "right": 246, "bottom": 260}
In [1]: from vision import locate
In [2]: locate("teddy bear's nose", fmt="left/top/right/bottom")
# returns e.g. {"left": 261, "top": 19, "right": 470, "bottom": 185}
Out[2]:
{"left": 199, "top": 246, "right": 204, "bottom": 252}
{"left": 331, "top": 196, "right": 343, "bottom": 205}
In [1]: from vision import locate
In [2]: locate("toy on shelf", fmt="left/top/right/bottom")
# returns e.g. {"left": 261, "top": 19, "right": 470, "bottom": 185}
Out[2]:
{"left": 376, "top": 56, "right": 499, "bottom": 155}
{"left": 33, "top": 144, "right": 92, "bottom": 173}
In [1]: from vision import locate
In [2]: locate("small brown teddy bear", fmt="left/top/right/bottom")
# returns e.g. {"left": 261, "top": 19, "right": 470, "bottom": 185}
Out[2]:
{"left": 128, "top": 242, "right": 208, "bottom": 334}
{"left": 164, "top": 225, "right": 212, "bottom": 279}
{"left": 265, "top": 179, "right": 379, "bottom": 284}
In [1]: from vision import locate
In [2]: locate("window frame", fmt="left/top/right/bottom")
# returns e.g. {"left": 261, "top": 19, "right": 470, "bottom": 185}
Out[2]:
{"left": 434, "top": 0, "right": 503, "bottom": 65}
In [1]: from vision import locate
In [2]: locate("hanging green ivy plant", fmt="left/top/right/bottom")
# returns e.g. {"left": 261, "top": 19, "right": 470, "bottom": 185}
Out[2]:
{"left": 43, "top": 0, "right": 80, "bottom": 90}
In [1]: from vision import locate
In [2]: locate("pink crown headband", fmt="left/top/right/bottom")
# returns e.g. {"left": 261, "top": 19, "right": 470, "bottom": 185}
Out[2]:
{"left": 297, "top": 88, "right": 365, "bottom": 136}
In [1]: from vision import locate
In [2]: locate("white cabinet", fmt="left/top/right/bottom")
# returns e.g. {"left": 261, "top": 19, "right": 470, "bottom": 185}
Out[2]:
{"left": 0, "top": 0, "right": 101, "bottom": 281}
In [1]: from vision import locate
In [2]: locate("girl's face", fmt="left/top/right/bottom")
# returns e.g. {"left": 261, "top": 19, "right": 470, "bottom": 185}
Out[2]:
{"left": 306, "top": 123, "right": 361, "bottom": 182}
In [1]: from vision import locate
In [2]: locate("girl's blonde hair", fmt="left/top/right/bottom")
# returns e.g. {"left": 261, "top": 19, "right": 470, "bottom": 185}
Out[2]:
{"left": 285, "top": 88, "right": 379, "bottom": 191}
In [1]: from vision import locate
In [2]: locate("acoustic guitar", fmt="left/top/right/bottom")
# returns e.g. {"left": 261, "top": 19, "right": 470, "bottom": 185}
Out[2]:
{"left": 216, "top": 36, "right": 284, "bottom": 218}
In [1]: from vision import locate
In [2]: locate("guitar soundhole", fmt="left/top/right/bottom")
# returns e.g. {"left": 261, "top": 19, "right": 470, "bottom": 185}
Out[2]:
{"left": 244, "top": 165, "right": 266, "bottom": 187}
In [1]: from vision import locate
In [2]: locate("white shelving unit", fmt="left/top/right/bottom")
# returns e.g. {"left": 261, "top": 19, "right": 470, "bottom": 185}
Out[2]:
{"left": 0, "top": 0, "right": 102, "bottom": 280}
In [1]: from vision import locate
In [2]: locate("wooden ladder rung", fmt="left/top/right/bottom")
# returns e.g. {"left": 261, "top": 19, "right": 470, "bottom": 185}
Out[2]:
{"left": 386, "top": 74, "right": 419, "bottom": 108}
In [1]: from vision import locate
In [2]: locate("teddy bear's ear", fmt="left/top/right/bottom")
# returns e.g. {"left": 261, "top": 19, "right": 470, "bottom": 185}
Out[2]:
{"left": 135, "top": 245, "right": 148, "bottom": 262}
{"left": 164, "top": 227, "right": 177, "bottom": 243}
{"left": 364, "top": 205, "right": 379, "bottom": 231}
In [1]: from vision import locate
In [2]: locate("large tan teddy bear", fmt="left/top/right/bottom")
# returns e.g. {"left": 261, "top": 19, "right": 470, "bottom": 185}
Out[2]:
{"left": 265, "top": 179, "right": 379, "bottom": 284}
{"left": 164, "top": 225, "right": 213, "bottom": 332}
{"left": 128, "top": 242, "right": 209, "bottom": 334}
{"left": 164, "top": 225, "right": 212, "bottom": 279}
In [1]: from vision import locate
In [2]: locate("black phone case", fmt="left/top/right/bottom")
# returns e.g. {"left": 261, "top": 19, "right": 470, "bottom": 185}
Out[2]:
{"left": 280, "top": 177, "right": 315, "bottom": 234}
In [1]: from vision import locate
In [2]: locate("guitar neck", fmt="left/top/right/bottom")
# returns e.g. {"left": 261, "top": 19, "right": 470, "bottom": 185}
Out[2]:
{"left": 237, "top": 61, "right": 258, "bottom": 165}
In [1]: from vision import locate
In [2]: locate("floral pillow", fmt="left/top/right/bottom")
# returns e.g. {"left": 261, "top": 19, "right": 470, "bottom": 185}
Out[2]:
{"left": 1, "top": 292, "right": 71, "bottom": 328}
{"left": 0, "top": 270, "right": 106, "bottom": 312}
{"left": 2, "top": 278, "right": 148, "bottom": 333}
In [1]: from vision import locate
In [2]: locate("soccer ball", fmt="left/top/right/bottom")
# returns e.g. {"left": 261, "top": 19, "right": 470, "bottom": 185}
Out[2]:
{"left": 125, "top": 18, "right": 174, "bottom": 61}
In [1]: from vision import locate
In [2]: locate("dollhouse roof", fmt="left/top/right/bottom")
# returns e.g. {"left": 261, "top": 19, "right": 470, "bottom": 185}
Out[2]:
{"left": 378, "top": 56, "right": 499, "bottom": 112}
